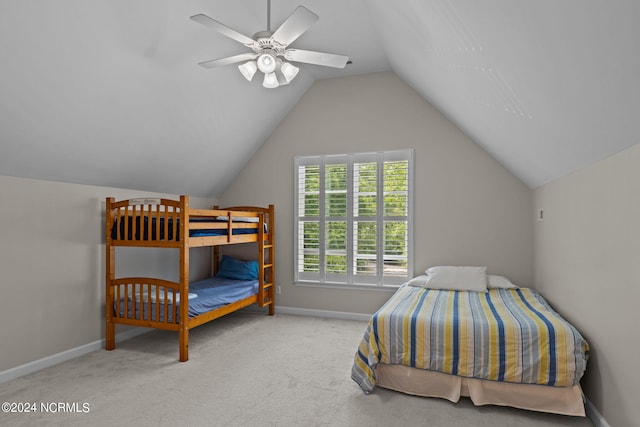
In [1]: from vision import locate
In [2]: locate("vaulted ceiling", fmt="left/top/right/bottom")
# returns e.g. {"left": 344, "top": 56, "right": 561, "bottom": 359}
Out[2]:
{"left": 1, "top": 1, "right": 639, "bottom": 197}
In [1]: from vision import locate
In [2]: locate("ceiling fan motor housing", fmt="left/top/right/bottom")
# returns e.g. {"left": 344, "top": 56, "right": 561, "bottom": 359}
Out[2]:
{"left": 254, "top": 32, "right": 286, "bottom": 56}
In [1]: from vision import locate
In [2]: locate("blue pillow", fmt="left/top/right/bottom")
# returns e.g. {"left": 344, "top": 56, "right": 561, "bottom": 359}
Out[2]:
{"left": 216, "top": 255, "right": 259, "bottom": 280}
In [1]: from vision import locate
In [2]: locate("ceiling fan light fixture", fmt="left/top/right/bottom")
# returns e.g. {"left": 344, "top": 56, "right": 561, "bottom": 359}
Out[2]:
{"left": 257, "top": 52, "right": 277, "bottom": 74}
{"left": 238, "top": 61, "right": 258, "bottom": 81}
{"left": 263, "top": 72, "right": 279, "bottom": 89}
{"left": 274, "top": 59, "right": 290, "bottom": 86}
{"left": 280, "top": 61, "right": 299, "bottom": 83}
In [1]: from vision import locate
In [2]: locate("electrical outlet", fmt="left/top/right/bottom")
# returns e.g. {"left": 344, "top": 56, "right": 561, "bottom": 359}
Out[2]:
{"left": 276, "top": 286, "right": 281, "bottom": 295}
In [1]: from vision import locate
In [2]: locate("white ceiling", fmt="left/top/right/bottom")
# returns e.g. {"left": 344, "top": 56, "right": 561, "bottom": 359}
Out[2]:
{"left": 1, "top": 0, "right": 638, "bottom": 197}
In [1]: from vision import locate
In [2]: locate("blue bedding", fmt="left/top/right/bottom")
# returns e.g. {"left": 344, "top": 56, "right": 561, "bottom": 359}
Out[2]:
{"left": 117, "top": 276, "right": 258, "bottom": 322}
{"left": 110, "top": 216, "right": 259, "bottom": 240}
{"left": 187, "top": 276, "right": 258, "bottom": 316}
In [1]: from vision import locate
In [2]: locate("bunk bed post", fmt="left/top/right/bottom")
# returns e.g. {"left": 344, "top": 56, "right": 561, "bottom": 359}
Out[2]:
{"left": 213, "top": 246, "right": 220, "bottom": 276}
{"left": 179, "top": 195, "right": 190, "bottom": 362}
{"left": 105, "top": 197, "right": 116, "bottom": 350}
{"left": 212, "top": 205, "right": 220, "bottom": 277}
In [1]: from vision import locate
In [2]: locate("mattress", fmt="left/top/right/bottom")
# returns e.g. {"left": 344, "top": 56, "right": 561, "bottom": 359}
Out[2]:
{"left": 110, "top": 216, "right": 261, "bottom": 240}
{"left": 117, "top": 276, "right": 258, "bottom": 322}
{"left": 187, "top": 276, "right": 258, "bottom": 316}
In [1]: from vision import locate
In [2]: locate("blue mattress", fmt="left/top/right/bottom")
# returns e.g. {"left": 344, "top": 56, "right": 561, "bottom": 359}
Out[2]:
{"left": 187, "top": 276, "right": 258, "bottom": 316}
{"left": 117, "top": 276, "right": 258, "bottom": 322}
{"left": 110, "top": 216, "right": 259, "bottom": 240}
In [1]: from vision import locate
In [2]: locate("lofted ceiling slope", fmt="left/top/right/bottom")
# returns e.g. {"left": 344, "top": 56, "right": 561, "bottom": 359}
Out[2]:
{"left": 1, "top": 1, "right": 638, "bottom": 197}
{"left": 368, "top": 0, "right": 640, "bottom": 188}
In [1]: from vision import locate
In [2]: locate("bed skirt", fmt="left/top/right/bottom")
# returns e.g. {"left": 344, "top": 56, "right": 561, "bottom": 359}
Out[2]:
{"left": 376, "top": 364, "right": 585, "bottom": 417}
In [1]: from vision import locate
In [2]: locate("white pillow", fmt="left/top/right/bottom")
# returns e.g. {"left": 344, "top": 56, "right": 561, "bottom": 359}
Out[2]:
{"left": 406, "top": 275, "right": 430, "bottom": 287}
{"left": 409, "top": 266, "right": 488, "bottom": 292}
{"left": 487, "top": 274, "right": 517, "bottom": 289}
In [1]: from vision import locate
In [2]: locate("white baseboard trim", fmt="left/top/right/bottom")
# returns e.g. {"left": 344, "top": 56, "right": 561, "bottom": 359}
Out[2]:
{"left": 585, "top": 397, "right": 610, "bottom": 427}
{"left": 242, "top": 305, "right": 372, "bottom": 321}
{"left": 0, "top": 327, "right": 149, "bottom": 384}
{"left": 274, "top": 305, "right": 372, "bottom": 322}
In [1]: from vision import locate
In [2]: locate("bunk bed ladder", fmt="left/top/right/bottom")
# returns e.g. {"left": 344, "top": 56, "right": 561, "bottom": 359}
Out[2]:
{"left": 258, "top": 206, "right": 275, "bottom": 315}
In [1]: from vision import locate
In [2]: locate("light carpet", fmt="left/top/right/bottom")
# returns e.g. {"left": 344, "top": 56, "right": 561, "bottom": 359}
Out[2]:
{"left": 0, "top": 310, "right": 593, "bottom": 426}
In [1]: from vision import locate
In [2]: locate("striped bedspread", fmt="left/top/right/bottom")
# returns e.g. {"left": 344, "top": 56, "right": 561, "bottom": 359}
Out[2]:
{"left": 352, "top": 285, "right": 589, "bottom": 393}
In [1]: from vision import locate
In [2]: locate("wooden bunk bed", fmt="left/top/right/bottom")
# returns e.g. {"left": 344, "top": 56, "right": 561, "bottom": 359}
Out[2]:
{"left": 105, "top": 195, "right": 274, "bottom": 361}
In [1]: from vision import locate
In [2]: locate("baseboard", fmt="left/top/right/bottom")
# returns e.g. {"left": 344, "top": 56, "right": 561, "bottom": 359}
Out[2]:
{"left": 273, "top": 305, "right": 372, "bottom": 322}
{"left": 0, "top": 327, "right": 149, "bottom": 384}
{"left": 241, "top": 305, "right": 371, "bottom": 321}
{"left": 585, "top": 398, "right": 610, "bottom": 427}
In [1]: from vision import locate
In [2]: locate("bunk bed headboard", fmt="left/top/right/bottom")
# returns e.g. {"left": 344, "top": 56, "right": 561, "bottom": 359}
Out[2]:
{"left": 106, "top": 196, "right": 184, "bottom": 246}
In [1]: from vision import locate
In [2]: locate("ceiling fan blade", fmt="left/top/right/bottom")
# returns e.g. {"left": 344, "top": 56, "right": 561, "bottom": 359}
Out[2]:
{"left": 271, "top": 6, "right": 319, "bottom": 47}
{"left": 190, "top": 14, "right": 257, "bottom": 49}
{"left": 284, "top": 49, "right": 349, "bottom": 68}
{"left": 197, "top": 53, "right": 258, "bottom": 69}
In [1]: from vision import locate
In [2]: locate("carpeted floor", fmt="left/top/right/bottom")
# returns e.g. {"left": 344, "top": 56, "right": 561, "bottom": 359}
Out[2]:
{"left": 0, "top": 310, "right": 593, "bottom": 426}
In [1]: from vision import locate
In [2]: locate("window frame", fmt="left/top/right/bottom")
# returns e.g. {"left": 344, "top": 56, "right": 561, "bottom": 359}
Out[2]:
{"left": 294, "top": 149, "right": 414, "bottom": 290}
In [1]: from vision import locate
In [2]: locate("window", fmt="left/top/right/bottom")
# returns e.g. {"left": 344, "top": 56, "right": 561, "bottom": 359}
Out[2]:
{"left": 294, "top": 150, "right": 413, "bottom": 288}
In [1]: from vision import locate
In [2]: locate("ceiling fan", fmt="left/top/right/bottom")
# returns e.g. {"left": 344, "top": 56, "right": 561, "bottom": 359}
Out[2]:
{"left": 190, "top": 1, "right": 349, "bottom": 88}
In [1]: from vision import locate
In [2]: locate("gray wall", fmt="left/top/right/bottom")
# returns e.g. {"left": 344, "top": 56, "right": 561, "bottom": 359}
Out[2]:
{"left": 220, "top": 71, "right": 534, "bottom": 315}
{"left": 0, "top": 175, "right": 214, "bottom": 372}
{"left": 534, "top": 143, "right": 640, "bottom": 427}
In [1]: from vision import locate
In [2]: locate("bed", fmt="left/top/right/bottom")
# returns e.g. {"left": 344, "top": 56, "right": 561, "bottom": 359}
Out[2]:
{"left": 105, "top": 196, "right": 275, "bottom": 361}
{"left": 351, "top": 266, "right": 589, "bottom": 416}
